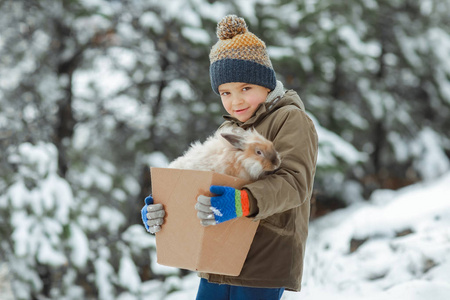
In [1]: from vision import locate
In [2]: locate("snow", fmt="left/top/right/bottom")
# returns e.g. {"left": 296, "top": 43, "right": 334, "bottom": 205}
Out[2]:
{"left": 390, "top": 127, "right": 450, "bottom": 180}
{"left": 37, "top": 237, "right": 67, "bottom": 267}
{"left": 12, "top": 142, "right": 58, "bottom": 176}
{"left": 0, "top": 264, "right": 14, "bottom": 300}
{"left": 72, "top": 123, "right": 92, "bottom": 150}
{"left": 73, "top": 55, "right": 131, "bottom": 100}
{"left": 181, "top": 27, "right": 211, "bottom": 44}
{"left": 235, "top": 0, "right": 275, "bottom": 24}
{"left": 280, "top": 172, "right": 450, "bottom": 300}
{"left": 41, "top": 173, "right": 73, "bottom": 223}
{"left": 358, "top": 79, "right": 396, "bottom": 120}
{"left": 193, "top": 0, "right": 228, "bottom": 22}
{"left": 427, "top": 27, "right": 450, "bottom": 103}
{"left": 285, "top": 281, "right": 450, "bottom": 300}
{"left": 95, "top": 247, "right": 115, "bottom": 300}
{"left": 99, "top": 206, "right": 126, "bottom": 233}
{"left": 139, "top": 11, "right": 163, "bottom": 33}
{"left": 6, "top": 143, "right": 74, "bottom": 269}
{"left": 77, "top": 161, "right": 116, "bottom": 192}
{"left": 338, "top": 25, "right": 381, "bottom": 57}
{"left": 122, "top": 225, "right": 156, "bottom": 249}
{"left": 163, "top": 79, "right": 196, "bottom": 101}
{"left": 119, "top": 254, "right": 141, "bottom": 293}
{"left": 104, "top": 94, "right": 141, "bottom": 122}
{"left": 268, "top": 46, "right": 295, "bottom": 59}
{"left": 163, "top": 273, "right": 199, "bottom": 300}
{"left": 69, "top": 223, "right": 90, "bottom": 268}
{"left": 145, "top": 152, "right": 170, "bottom": 168}
{"left": 309, "top": 114, "right": 368, "bottom": 166}
{"left": 413, "top": 127, "right": 450, "bottom": 180}
{"left": 396, "top": 28, "right": 423, "bottom": 69}
{"left": 120, "top": 175, "right": 141, "bottom": 197}
{"left": 150, "top": 252, "right": 180, "bottom": 276}
{"left": 108, "top": 47, "right": 137, "bottom": 70}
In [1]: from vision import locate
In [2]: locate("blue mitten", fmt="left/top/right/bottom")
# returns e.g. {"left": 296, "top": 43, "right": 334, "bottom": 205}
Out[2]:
{"left": 209, "top": 185, "right": 250, "bottom": 224}
{"left": 141, "top": 195, "right": 153, "bottom": 232}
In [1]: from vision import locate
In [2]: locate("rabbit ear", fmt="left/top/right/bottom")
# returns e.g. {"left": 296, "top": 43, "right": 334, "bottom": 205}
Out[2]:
{"left": 221, "top": 133, "right": 245, "bottom": 150}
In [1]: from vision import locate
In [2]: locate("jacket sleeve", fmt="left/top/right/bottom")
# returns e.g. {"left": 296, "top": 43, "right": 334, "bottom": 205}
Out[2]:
{"left": 244, "top": 106, "right": 318, "bottom": 220}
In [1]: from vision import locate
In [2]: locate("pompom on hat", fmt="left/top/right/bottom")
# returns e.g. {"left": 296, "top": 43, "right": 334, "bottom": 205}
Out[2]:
{"left": 209, "top": 15, "right": 276, "bottom": 94}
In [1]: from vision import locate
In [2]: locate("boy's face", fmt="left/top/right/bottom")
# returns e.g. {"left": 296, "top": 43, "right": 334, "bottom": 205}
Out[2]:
{"left": 218, "top": 82, "right": 270, "bottom": 122}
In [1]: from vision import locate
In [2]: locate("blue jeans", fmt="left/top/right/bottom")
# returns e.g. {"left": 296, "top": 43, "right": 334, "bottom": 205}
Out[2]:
{"left": 196, "top": 278, "right": 285, "bottom": 300}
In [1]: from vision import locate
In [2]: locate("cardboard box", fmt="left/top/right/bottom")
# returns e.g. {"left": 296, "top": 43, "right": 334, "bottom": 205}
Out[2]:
{"left": 151, "top": 167, "right": 260, "bottom": 276}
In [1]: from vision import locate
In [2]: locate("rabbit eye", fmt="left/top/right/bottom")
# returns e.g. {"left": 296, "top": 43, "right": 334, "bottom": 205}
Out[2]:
{"left": 256, "top": 149, "right": 263, "bottom": 156}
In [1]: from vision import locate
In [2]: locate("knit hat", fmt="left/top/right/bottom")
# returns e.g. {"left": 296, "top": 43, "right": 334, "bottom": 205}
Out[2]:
{"left": 209, "top": 15, "right": 277, "bottom": 94}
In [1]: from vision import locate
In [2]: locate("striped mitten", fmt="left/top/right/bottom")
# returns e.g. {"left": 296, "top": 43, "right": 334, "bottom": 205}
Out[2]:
{"left": 209, "top": 185, "right": 250, "bottom": 224}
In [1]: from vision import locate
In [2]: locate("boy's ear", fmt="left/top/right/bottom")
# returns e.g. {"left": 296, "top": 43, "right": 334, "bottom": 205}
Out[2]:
{"left": 221, "top": 133, "right": 245, "bottom": 150}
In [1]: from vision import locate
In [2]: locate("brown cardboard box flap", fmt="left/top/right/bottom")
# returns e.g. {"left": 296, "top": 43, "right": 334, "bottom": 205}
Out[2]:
{"left": 151, "top": 167, "right": 259, "bottom": 276}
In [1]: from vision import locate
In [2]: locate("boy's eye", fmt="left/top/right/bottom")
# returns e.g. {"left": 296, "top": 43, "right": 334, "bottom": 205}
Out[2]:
{"left": 242, "top": 87, "right": 251, "bottom": 91}
{"left": 220, "top": 91, "right": 230, "bottom": 96}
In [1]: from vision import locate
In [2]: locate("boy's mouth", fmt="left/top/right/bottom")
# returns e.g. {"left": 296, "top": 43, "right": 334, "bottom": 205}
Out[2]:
{"left": 234, "top": 108, "right": 248, "bottom": 114}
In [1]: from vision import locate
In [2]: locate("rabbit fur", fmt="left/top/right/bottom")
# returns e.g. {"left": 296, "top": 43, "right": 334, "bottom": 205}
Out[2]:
{"left": 168, "top": 127, "right": 281, "bottom": 181}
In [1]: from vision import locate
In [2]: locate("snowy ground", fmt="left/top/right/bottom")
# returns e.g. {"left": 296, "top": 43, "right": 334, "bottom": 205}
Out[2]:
{"left": 159, "top": 172, "right": 450, "bottom": 300}
{"left": 0, "top": 263, "right": 14, "bottom": 300}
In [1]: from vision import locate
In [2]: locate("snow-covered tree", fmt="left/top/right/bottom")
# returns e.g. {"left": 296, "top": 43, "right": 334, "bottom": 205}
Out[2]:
{"left": 248, "top": 0, "right": 450, "bottom": 199}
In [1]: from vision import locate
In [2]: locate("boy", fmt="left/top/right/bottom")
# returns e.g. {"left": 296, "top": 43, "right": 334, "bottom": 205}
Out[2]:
{"left": 142, "top": 15, "right": 318, "bottom": 300}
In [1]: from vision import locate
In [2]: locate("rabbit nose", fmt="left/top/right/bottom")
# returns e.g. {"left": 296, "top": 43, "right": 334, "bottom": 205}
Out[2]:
{"left": 273, "top": 157, "right": 280, "bottom": 167}
{"left": 270, "top": 152, "right": 281, "bottom": 168}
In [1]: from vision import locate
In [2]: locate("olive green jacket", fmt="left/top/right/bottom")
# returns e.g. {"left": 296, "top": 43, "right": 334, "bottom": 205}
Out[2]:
{"left": 200, "top": 89, "right": 318, "bottom": 291}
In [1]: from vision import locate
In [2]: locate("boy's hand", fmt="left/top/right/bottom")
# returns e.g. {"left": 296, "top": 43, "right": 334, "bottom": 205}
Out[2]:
{"left": 196, "top": 195, "right": 218, "bottom": 226}
{"left": 141, "top": 195, "right": 165, "bottom": 234}
{"left": 195, "top": 185, "right": 250, "bottom": 226}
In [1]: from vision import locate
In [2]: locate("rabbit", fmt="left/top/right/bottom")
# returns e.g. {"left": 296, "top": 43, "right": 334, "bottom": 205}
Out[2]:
{"left": 168, "top": 127, "right": 281, "bottom": 181}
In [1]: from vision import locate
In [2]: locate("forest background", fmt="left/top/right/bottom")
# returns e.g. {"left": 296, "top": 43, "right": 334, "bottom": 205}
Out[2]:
{"left": 1, "top": 0, "right": 449, "bottom": 299}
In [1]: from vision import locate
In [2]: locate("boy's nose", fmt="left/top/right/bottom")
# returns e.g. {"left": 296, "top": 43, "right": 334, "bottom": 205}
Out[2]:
{"left": 231, "top": 95, "right": 244, "bottom": 106}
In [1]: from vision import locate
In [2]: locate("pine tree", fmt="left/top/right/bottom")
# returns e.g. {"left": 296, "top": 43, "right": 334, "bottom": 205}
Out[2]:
{"left": 253, "top": 0, "right": 450, "bottom": 201}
